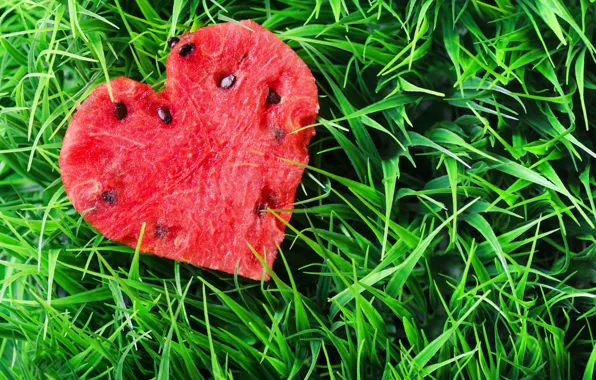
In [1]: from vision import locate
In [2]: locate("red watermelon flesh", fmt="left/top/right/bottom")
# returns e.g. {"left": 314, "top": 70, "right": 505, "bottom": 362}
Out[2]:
{"left": 59, "top": 20, "right": 318, "bottom": 280}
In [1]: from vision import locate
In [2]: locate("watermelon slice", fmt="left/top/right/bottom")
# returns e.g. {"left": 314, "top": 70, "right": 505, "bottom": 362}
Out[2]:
{"left": 59, "top": 20, "right": 318, "bottom": 280}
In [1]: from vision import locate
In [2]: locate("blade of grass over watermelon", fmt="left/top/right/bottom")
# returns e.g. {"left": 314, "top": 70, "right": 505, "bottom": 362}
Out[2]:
{"left": 2, "top": 0, "right": 596, "bottom": 378}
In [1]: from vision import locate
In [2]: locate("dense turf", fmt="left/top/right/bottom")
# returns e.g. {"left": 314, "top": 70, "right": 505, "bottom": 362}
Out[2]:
{"left": 1, "top": 0, "right": 596, "bottom": 379}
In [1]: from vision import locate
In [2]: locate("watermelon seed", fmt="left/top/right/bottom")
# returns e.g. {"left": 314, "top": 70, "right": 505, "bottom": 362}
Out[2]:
{"left": 266, "top": 89, "right": 281, "bottom": 104}
{"left": 167, "top": 37, "right": 180, "bottom": 49}
{"left": 178, "top": 43, "right": 195, "bottom": 57}
{"left": 114, "top": 102, "right": 127, "bottom": 120}
{"left": 155, "top": 224, "right": 168, "bottom": 239}
{"left": 157, "top": 107, "right": 172, "bottom": 124}
{"left": 101, "top": 190, "right": 117, "bottom": 205}
{"left": 219, "top": 74, "right": 236, "bottom": 89}
{"left": 272, "top": 127, "right": 285, "bottom": 142}
{"left": 256, "top": 202, "right": 267, "bottom": 215}
{"left": 255, "top": 188, "right": 277, "bottom": 216}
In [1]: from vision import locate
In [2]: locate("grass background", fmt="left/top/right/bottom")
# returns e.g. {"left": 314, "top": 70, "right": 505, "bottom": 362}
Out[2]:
{"left": 1, "top": 0, "right": 596, "bottom": 378}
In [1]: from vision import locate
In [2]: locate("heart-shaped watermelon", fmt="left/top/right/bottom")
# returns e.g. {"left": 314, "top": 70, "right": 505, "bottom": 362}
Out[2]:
{"left": 59, "top": 20, "right": 318, "bottom": 280}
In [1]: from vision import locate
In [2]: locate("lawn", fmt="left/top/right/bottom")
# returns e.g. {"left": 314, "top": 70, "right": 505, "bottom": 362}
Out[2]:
{"left": 1, "top": 0, "right": 596, "bottom": 379}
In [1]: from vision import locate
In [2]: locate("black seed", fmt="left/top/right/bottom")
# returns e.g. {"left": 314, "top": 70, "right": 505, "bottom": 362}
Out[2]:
{"left": 167, "top": 37, "right": 180, "bottom": 49}
{"left": 219, "top": 74, "right": 236, "bottom": 89}
{"left": 157, "top": 107, "right": 172, "bottom": 124}
{"left": 114, "top": 102, "right": 127, "bottom": 120}
{"left": 266, "top": 89, "right": 281, "bottom": 104}
{"left": 255, "top": 202, "right": 267, "bottom": 216}
{"left": 101, "top": 190, "right": 117, "bottom": 205}
{"left": 178, "top": 43, "right": 195, "bottom": 57}
{"left": 272, "top": 127, "right": 285, "bottom": 142}
{"left": 255, "top": 188, "right": 277, "bottom": 216}
{"left": 155, "top": 224, "right": 168, "bottom": 239}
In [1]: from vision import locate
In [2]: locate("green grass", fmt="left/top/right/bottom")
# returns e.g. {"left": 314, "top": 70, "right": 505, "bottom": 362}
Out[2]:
{"left": 1, "top": 0, "right": 596, "bottom": 378}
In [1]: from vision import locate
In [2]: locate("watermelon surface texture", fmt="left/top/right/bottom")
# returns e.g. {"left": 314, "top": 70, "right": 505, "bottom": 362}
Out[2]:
{"left": 59, "top": 20, "right": 318, "bottom": 280}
